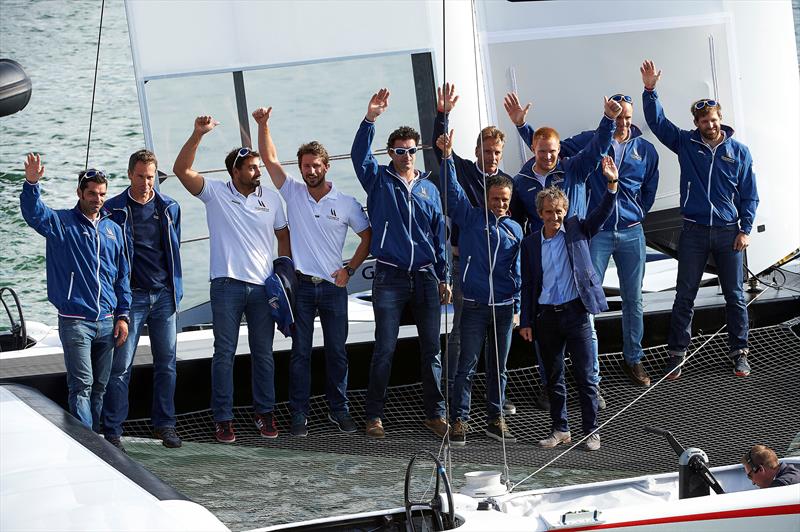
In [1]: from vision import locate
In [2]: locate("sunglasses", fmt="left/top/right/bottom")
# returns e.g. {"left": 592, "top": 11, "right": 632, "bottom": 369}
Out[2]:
{"left": 745, "top": 450, "right": 761, "bottom": 479}
{"left": 79, "top": 168, "right": 107, "bottom": 183}
{"left": 610, "top": 94, "right": 633, "bottom": 103}
{"left": 389, "top": 147, "right": 419, "bottom": 156}
{"left": 232, "top": 147, "right": 253, "bottom": 168}
{"left": 693, "top": 99, "right": 719, "bottom": 111}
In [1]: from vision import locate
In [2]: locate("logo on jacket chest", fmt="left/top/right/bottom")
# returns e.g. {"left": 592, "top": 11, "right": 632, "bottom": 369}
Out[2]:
{"left": 104, "top": 227, "right": 117, "bottom": 241}
{"left": 327, "top": 208, "right": 339, "bottom": 221}
{"left": 630, "top": 148, "right": 642, "bottom": 161}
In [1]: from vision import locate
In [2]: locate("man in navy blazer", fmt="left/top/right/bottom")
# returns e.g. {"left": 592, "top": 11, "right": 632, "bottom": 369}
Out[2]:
{"left": 519, "top": 157, "right": 619, "bottom": 452}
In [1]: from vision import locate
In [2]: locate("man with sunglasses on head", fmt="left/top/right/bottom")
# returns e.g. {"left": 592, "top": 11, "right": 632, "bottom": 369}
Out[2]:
{"left": 101, "top": 149, "right": 183, "bottom": 452}
{"left": 252, "top": 106, "right": 371, "bottom": 438}
{"left": 431, "top": 83, "right": 517, "bottom": 417}
{"left": 506, "top": 92, "right": 660, "bottom": 389}
{"left": 742, "top": 445, "right": 800, "bottom": 488}
{"left": 351, "top": 88, "right": 450, "bottom": 439}
{"left": 173, "top": 116, "right": 291, "bottom": 443}
{"left": 640, "top": 60, "right": 759, "bottom": 381}
{"left": 20, "top": 154, "right": 131, "bottom": 432}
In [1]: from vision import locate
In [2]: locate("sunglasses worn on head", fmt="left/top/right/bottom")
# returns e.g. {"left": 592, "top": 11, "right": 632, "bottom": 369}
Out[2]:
{"left": 232, "top": 147, "right": 253, "bottom": 168}
{"left": 79, "top": 168, "right": 107, "bottom": 184}
{"left": 610, "top": 94, "right": 633, "bottom": 103}
{"left": 693, "top": 99, "right": 718, "bottom": 111}
{"left": 389, "top": 147, "right": 419, "bottom": 156}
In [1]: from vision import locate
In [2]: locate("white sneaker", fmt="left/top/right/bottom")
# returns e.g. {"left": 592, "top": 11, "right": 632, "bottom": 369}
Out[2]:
{"left": 538, "top": 430, "right": 571, "bottom": 448}
{"left": 584, "top": 433, "right": 601, "bottom": 451}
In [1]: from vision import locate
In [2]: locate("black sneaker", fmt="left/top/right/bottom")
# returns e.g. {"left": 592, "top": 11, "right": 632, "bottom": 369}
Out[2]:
{"left": 105, "top": 435, "right": 126, "bottom": 454}
{"left": 731, "top": 349, "right": 751, "bottom": 377}
{"left": 450, "top": 419, "right": 468, "bottom": 447}
{"left": 534, "top": 391, "right": 550, "bottom": 411}
{"left": 290, "top": 413, "right": 308, "bottom": 437}
{"left": 255, "top": 412, "right": 278, "bottom": 439}
{"left": 328, "top": 411, "right": 357, "bottom": 434}
{"left": 215, "top": 421, "right": 236, "bottom": 443}
{"left": 664, "top": 355, "right": 684, "bottom": 381}
{"left": 503, "top": 401, "right": 517, "bottom": 415}
{"left": 485, "top": 417, "right": 516, "bottom": 443}
{"left": 154, "top": 426, "right": 182, "bottom": 448}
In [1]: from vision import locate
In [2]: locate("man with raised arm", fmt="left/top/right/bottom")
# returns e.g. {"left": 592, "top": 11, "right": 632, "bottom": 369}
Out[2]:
{"left": 351, "top": 88, "right": 450, "bottom": 439}
{"left": 506, "top": 92, "right": 660, "bottom": 388}
{"left": 436, "top": 130, "right": 522, "bottom": 447}
{"left": 640, "top": 60, "right": 759, "bottom": 380}
{"left": 431, "top": 83, "right": 517, "bottom": 416}
{"left": 518, "top": 157, "right": 619, "bottom": 452}
{"left": 173, "top": 116, "right": 291, "bottom": 443}
{"left": 102, "top": 149, "right": 184, "bottom": 451}
{"left": 253, "top": 106, "right": 371, "bottom": 437}
{"left": 20, "top": 154, "right": 130, "bottom": 431}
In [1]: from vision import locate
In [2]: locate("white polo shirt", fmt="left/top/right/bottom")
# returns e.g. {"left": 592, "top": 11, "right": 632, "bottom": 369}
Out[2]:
{"left": 279, "top": 176, "right": 370, "bottom": 280}
{"left": 198, "top": 179, "right": 288, "bottom": 284}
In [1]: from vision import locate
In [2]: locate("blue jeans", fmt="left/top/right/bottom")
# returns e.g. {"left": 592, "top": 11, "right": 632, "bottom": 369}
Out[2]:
{"left": 450, "top": 302, "right": 513, "bottom": 421}
{"left": 445, "top": 255, "right": 462, "bottom": 401}
{"left": 102, "top": 288, "right": 177, "bottom": 437}
{"left": 290, "top": 279, "right": 349, "bottom": 416}
{"left": 668, "top": 222, "right": 748, "bottom": 354}
{"left": 210, "top": 277, "right": 276, "bottom": 422}
{"left": 590, "top": 225, "right": 646, "bottom": 366}
{"left": 535, "top": 300, "right": 598, "bottom": 435}
{"left": 365, "top": 263, "right": 445, "bottom": 420}
{"left": 58, "top": 316, "right": 115, "bottom": 431}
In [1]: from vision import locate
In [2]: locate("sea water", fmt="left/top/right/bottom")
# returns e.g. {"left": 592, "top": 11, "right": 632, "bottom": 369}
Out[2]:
{"left": 2, "top": 2, "right": 799, "bottom": 530}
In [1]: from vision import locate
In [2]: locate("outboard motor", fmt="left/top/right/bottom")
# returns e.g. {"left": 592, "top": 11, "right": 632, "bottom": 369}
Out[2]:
{"left": 0, "top": 59, "right": 32, "bottom": 117}
{"left": 645, "top": 426, "right": 725, "bottom": 499}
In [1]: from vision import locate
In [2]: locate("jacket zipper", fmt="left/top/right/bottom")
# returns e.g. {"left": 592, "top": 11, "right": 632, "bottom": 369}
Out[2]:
{"left": 462, "top": 255, "right": 472, "bottom": 284}
{"left": 93, "top": 221, "right": 102, "bottom": 321}
{"left": 165, "top": 207, "right": 178, "bottom": 309}
{"left": 380, "top": 220, "right": 389, "bottom": 249}
{"left": 683, "top": 181, "right": 692, "bottom": 208}
{"left": 67, "top": 272, "right": 75, "bottom": 300}
{"left": 407, "top": 192, "right": 414, "bottom": 271}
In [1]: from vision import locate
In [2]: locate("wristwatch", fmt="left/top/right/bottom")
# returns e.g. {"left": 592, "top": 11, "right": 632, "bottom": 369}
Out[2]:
{"left": 345, "top": 266, "right": 356, "bottom": 277}
{"left": 116, "top": 315, "right": 130, "bottom": 324}
{"left": 607, "top": 179, "right": 619, "bottom": 183}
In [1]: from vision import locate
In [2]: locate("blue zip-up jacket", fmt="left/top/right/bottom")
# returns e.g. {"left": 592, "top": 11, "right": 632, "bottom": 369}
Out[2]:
{"left": 20, "top": 181, "right": 131, "bottom": 321}
{"left": 643, "top": 89, "right": 759, "bottom": 234}
{"left": 441, "top": 157, "right": 522, "bottom": 312}
{"left": 520, "top": 189, "right": 616, "bottom": 331}
{"left": 431, "top": 111, "right": 513, "bottom": 248}
{"left": 351, "top": 118, "right": 447, "bottom": 280}
{"left": 104, "top": 188, "right": 183, "bottom": 309}
{"left": 510, "top": 115, "right": 615, "bottom": 235}
{"left": 552, "top": 125, "right": 660, "bottom": 231}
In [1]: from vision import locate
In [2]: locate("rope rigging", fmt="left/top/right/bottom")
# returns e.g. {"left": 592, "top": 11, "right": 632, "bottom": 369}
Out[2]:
{"left": 84, "top": 0, "right": 105, "bottom": 171}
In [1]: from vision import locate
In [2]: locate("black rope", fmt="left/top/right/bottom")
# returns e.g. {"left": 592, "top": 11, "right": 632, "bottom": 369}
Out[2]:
{"left": 84, "top": 0, "right": 105, "bottom": 171}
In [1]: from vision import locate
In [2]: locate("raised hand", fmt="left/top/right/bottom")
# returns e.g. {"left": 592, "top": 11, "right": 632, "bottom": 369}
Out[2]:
{"left": 640, "top": 60, "right": 661, "bottom": 90}
{"left": 503, "top": 92, "right": 531, "bottom": 127}
{"left": 437, "top": 82, "right": 459, "bottom": 113}
{"left": 435, "top": 129, "right": 455, "bottom": 158}
{"left": 24, "top": 153, "right": 45, "bottom": 184}
{"left": 252, "top": 106, "right": 272, "bottom": 127}
{"left": 366, "top": 88, "right": 390, "bottom": 122}
{"left": 602, "top": 156, "right": 619, "bottom": 193}
{"left": 194, "top": 115, "right": 219, "bottom": 136}
{"left": 604, "top": 96, "right": 622, "bottom": 119}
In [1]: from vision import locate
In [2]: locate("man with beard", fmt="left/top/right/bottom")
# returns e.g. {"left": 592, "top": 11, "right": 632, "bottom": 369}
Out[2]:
{"left": 20, "top": 154, "right": 130, "bottom": 431}
{"left": 351, "top": 88, "right": 450, "bottom": 439}
{"left": 640, "top": 60, "right": 759, "bottom": 380}
{"left": 253, "top": 106, "right": 371, "bottom": 437}
{"left": 173, "top": 116, "right": 291, "bottom": 443}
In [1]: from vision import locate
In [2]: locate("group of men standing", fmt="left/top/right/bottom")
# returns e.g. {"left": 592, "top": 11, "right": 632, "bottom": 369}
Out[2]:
{"left": 21, "top": 59, "right": 758, "bottom": 451}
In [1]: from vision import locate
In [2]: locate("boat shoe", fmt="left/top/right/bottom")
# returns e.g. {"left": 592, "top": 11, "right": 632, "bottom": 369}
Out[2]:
{"left": 539, "top": 430, "right": 571, "bottom": 448}
{"left": 366, "top": 418, "right": 385, "bottom": 439}
{"left": 424, "top": 417, "right": 450, "bottom": 439}
{"left": 450, "top": 419, "right": 468, "bottom": 447}
{"left": 622, "top": 361, "right": 651, "bottom": 387}
{"left": 663, "top": 354, "right": 685, "bottom": 381}
{"left": 486, "top": 417, "right": 516, "bottom": 443}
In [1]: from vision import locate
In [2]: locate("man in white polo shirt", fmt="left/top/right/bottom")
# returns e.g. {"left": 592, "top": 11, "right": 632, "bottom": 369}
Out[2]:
{"left": 173, "top": 115, "right": 291, "bottom": 444}
{"left": 253, "top": 106, "right": 371, "bottom": 437}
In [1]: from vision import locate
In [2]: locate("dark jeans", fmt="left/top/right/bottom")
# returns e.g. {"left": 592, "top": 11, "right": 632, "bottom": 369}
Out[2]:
{"left": 365, "top": 262, "right": 445, "bottom": 420}
{"left": 445, "top": 254, "right": 463, "bottom": 400}
{"left": 103, "top": 288, "right": 177, "bottom": 437}
{"left": 668, "top": 222, "right": 748, "bottom": 354}
{"left": 289, "top": 279, "right": 350, "bottom": 416}
{"left": 450, "top": 302, "right": 514, "bottom": 421}
{"left": 535, "top": 299, "right": 598, "bottom": 435}
{"left": 58, "top": 316, "right": 115, "bottom": 431}
{"left": 210, "top": 277, "right": 275, "bottom": 422}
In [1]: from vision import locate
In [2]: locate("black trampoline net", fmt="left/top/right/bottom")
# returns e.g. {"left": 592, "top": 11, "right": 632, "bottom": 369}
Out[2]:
{"left": 121, "top": 321, "right": 800, "bottom": 529}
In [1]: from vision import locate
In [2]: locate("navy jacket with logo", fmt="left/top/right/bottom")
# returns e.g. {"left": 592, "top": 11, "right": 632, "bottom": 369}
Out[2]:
{"left": 519, "top": 189, "right": 616, "bottom": 332}
{"left": 20, "top": 181, "right": 131, "bottom": 321}
{"left": 351, "top": 118, "right": 447, "bottom": 281}
{"left": 510, "top": 115, "right": 615, "bottom": 235}
{"left": 642, "top": 89, "right": 758, "bottom": 234}
{"left": 104, "top": 188, "right": 183, "bottom": 308}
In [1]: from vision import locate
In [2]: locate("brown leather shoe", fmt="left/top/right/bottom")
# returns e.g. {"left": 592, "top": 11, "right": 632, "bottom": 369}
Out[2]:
{"left": 622, "top": 361, "right": 651, "bottom": 387}
{"left": 424, "top": 417, "right": 449, "bottom": 438}
{"left": 366, "top": 418, "right": 385, "bottom": 439}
